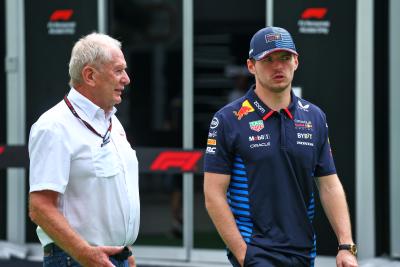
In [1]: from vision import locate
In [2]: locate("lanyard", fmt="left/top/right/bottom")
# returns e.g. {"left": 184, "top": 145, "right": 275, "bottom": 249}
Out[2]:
{"left": 63, "top": 95, "right": 112, "bottom": 147}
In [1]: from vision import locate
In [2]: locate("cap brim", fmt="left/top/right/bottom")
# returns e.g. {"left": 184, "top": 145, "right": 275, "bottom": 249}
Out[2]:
{"left": 254, "top": 48, "right": 298, "bottom": 61}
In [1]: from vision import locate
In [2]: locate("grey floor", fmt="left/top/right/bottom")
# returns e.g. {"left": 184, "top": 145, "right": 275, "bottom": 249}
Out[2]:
{"left": 136, "top": 257, "right": 400, "bottom": 267}
{"left": 1, "top": 241, "right": 400, "bottom": 267}
{"left": 0, "top": 256, "right": 399, "bottom": 267}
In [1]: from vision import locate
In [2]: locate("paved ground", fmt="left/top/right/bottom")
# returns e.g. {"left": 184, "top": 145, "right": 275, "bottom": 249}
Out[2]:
{"left": 1, "top": 242, "right": 400, "bottom": 267}
{"left": 1, "top": 257, "right": 400, "bottom": 267}
{"left": 136, "top": 257, "right": 400, "bottom": 267}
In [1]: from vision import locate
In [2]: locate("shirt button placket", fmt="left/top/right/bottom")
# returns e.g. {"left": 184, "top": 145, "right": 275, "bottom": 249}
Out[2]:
{"left": 279, "top": 111, "right": 287, "bottom": 149}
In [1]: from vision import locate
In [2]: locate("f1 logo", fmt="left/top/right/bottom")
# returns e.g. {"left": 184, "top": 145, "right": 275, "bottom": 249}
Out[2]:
{"left": 301, "top": 8, "right": 327, "bottom": 19}
{"left": 150, "top": 151, "right": 203, "bottom": 172}
{"left": 50, "top": 9, "right": 74, "bottom": 21}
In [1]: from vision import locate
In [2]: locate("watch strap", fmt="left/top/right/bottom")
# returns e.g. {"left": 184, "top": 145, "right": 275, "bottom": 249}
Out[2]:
{"left": 338, "top": 244, "right": 357, "bottom": 256}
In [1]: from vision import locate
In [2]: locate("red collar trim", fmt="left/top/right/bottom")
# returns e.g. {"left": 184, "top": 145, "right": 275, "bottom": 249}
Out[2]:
{"left": 262, "top": 110, "right": 275, "bottom": 121}
{"left": 284, "top": 108, "right": 293, "bottom": 120}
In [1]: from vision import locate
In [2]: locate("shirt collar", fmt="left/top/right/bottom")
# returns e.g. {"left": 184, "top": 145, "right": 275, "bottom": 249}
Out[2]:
{"left": 68, "top": 88, "right": 117, "bottom": 121}
{"left": 245, "top": 84, "right": 297, "bottom": 121}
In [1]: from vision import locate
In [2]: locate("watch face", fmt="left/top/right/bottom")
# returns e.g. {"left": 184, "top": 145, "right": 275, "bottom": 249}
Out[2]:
{"left": 338, "top": 244, "right": 357, "bottom": 256}
{"left": 350, "top": 245, "right": 357, "bottom": 256}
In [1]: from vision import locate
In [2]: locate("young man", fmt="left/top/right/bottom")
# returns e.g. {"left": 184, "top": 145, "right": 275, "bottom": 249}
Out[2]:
{"left": 29, "top": 33, "right": 139, "bottom": 267}
{"left": 204, "top": 26, "right": 358, "bottom": 267}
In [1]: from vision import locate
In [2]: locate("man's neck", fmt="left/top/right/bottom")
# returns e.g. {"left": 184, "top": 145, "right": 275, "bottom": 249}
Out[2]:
{"left": 74, "top": 85, "right": 112, "bottom": 114}
{"left": 74, "top": 85, "right": 96, "bottom": 104}
{"left": 254, "top": 86, "right": 291, "bottom": 111}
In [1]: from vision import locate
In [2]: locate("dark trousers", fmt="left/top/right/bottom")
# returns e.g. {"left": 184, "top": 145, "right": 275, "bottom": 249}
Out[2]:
{"left": 43, "top": 243, "right": 129, "bottom": 267}
{"left": 228, "top": 244, "right": 311, "bottom": 267}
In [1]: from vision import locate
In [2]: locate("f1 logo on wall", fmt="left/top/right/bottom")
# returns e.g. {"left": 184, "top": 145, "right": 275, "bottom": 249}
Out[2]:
{"left": 48, "top": 9, "right": 76, "bottom": 35}
{"left": 150, "top": 151, "right": 203, "bottom": 172}
{"left": 298, "top": 7, "right": 330, "bottom": 35}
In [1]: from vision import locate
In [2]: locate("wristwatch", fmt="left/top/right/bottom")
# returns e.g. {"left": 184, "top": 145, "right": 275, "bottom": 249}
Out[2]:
{"left": 338, "top": 244, "right": 357, "bottom": 256}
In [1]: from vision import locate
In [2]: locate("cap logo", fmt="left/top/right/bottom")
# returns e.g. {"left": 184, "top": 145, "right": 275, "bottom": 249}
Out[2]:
{"left": 265, "top": 33, "right": 282, "bottom": 43}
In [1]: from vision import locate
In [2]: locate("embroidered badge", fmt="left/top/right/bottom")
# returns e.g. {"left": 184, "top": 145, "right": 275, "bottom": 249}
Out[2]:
{"left": 249, "top": 120, "right": 264, "bottom": 132}
{"left": 233, "top": 100, "right": 254, "bottom": 120}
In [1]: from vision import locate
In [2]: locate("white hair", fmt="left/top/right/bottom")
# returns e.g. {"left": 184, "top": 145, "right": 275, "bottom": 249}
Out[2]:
{"left": 68, "top": 32, "right": 122, "bottom": 87}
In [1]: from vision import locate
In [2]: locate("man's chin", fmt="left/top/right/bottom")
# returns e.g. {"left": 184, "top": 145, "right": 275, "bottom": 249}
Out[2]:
{"left": 270, "top": 81, "right": 292, "bottom": 92}
{"left": 269, "top": 86, "right": 288, "bottom": 93}
{"left": 114, "top": 96, "right": 122, "bottom": 105}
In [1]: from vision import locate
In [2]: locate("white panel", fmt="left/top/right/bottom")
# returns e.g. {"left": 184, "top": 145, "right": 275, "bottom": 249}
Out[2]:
{"left": 98, "top": 0, "right": 107, "bottom": 33}
{"left": 266, "top": 0, "right": 273, "bottom": 26}
{"left": 356, "top": 0, "right": 375, "bottom": 260}
{"left": 183, "top": 0, "right": 194, "bottom": 261}
{"left": 390, "top": 0, "right": 400, "bottom": 258}
{"left": 5, "top": 0, "right": 26, "bottom": 244}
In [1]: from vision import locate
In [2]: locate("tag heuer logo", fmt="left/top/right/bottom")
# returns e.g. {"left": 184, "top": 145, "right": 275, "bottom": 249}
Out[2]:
{"left": 249, "top": 120, "right": 264, "bottom": 132}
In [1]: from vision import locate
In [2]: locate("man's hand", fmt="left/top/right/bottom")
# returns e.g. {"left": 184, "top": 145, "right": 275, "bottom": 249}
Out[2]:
{"left": 77, "top": 246, "right": 124, "bottom": 267}
{"left": 336, "top": 250, "right": 358, "bottom": 267}
{"left": 236, "top": 245, "right": 247, "bottom": 267}
{"left": 128, "top": 254, "right": 136, "bottom": 267}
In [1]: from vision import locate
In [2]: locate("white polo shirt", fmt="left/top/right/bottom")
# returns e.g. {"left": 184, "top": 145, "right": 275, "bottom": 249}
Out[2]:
{"left": 29, "top": 88, "right": 140, "bottom": 247}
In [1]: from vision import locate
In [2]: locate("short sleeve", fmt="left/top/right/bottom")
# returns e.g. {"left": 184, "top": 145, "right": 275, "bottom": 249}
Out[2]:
{"left": 314, "top": 115, "right": 336, "bottom": 177}
{"left": 29, "top": 121, "right": 71, "bottom": 193}
{"left": 203, "top": 112, "right": 234, "bottom": 174}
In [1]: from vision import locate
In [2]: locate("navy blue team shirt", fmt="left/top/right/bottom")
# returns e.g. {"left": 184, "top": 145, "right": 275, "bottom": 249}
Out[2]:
{"left": 204, "top": 86, "right": 336, "bottom": 266}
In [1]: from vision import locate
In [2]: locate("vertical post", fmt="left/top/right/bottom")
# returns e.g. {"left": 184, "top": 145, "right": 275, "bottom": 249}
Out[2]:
{"left": 389, "top": 0, "right": 400, "bottom": 258}
{"left": 152, "top": 45, "right": 166, "bottom": 130}
{"left": 356, "top": 0, "right": 375, "bottom": 260}
{"left": 98, "top": 0, "right": 107, "bottom": 33}
{"left": 183, "top": 0, "right": 194, "bottom": 261}
{"left": 266, "top": 0, "right": 273, "bottom": 26}
{"left": 5, "top": 0, "right": 26, "bottom": 244}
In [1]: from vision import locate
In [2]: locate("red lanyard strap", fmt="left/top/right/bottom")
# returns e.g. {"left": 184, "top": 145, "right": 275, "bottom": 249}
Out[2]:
{"left": 63, "top": 95, "right": 112, "bottom": 143}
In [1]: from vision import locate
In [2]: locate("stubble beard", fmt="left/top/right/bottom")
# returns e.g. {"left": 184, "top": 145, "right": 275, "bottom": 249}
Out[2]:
{"left": 259, "top": 78, "right": 291, "bottom": 94}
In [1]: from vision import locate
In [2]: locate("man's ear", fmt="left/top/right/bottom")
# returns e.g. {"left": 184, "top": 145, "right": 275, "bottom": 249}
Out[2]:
{"left": 293, "top": 55, "right": 299, "bottom": 71}
{"left": 81, "top": 65, "right": 96, "bottom": 87}
{"left": 247, "top": 59, "right": 256, "bottom": 75}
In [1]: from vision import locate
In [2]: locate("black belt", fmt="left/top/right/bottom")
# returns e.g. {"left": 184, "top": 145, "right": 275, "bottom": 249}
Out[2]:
{"left": 43, "top": 243, "right": 62, "bottom": 254}
{"left": 43, "top": 243, "right": 132, "bottom": 261}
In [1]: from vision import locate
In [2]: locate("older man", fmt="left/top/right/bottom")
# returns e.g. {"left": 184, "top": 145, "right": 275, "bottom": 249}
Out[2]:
{"left": 29, "top": 33, "right": 139, "bottom": 267}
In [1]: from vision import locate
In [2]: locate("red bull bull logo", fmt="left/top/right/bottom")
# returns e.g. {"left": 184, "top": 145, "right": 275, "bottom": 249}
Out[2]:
{"left": 233, "top": 100, "right": 255, "bottom": 120}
